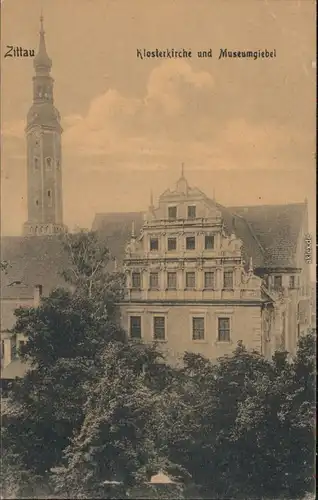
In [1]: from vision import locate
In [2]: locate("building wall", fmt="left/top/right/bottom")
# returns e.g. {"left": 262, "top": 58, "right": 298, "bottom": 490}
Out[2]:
{"left": 0, "top": 286, "right": 42, "bottom": 370}
{"left": 121, "top": 302, "right": 264, "bottom": 365}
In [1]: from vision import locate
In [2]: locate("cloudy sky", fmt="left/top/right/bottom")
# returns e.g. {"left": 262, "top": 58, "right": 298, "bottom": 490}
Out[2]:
{"left": 1, "top": 0, "right": 316, "bottom": 239}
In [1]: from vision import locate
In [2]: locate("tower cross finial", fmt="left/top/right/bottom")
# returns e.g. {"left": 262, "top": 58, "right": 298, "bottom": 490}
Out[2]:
{"left": 181, "top": 162, "right": 184, "bottom": 177}
{"left": 150, "top": 189, "right": 154, "bottom": 208}
{"left": 40, "top": 11, "right": 44, "bottom": 34}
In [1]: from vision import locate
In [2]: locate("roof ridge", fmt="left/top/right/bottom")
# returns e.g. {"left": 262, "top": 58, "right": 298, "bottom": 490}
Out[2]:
{"left": 229, "top": 202, "right": 306, "bottom": 209}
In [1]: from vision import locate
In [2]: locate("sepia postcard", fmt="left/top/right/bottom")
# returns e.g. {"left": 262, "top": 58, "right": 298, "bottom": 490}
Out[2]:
{"left": 0, "top": 1, "right": 316, "bottom": 499}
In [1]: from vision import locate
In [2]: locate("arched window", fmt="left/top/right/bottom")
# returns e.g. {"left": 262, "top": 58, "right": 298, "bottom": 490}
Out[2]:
{"left": 35, "top": 199, "right": 39, "bottom": 206}
{"left": 34, "top": 157, "right": 39, "bottom": 170}
{"left": 48, "top": 190, "right": 53, "bottom": 207}
{"left": 56, "top": 159, "right": 60, "bottom": 170}
{"left": 46, "top": 157, "right": 52, "bottom": 170}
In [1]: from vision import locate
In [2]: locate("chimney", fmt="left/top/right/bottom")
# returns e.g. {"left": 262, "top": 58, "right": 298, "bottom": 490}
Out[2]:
{"left": 34, "top": 284, "right": 43, "bottom": 306}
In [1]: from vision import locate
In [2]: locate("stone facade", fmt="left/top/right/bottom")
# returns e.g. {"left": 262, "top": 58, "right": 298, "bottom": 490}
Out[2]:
{"left": 121, "top": 172, "right": 281, "bottom": 363}
{"left": 1, "top": 285, "right": 42, "bottom": 378}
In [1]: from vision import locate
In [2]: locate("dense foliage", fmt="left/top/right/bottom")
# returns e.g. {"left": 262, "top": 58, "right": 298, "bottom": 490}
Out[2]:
{"left": 1, "top": 232, "right": 315, "bottom": 499}
{"left": 164, "top": 337, "right": 316, "bottom": 499}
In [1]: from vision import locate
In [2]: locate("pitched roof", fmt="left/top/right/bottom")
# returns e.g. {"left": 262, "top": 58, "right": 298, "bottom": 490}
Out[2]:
{"left": 1, "top": 295, "right": 35, "bottom": 331}
{"left": 92, "top": 203, "right": 306, "bottom": 269}
{"left": 229, "top": 203, "right": 306, "bottom": 267}
{"left": 1, "top": 235, "right": 68, "bottom": 299}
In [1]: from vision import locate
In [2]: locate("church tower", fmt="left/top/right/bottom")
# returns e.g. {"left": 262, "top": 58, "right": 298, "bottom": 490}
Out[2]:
{"left": 23, "top": 16, "right": 67, "bottom": 236}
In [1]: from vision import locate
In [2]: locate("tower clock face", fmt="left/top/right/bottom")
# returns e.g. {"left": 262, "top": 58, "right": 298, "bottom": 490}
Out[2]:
{"left": 34, "top": 129, "right": 41, "bottom": 139}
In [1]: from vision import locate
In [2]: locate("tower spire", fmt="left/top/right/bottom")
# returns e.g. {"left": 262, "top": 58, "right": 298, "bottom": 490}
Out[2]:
{"left": 150, "top": 189, "right": 154, "bottom": 208}
{"left": 34, "top": 14, "right": 52, "bottom": 73}
{"left": 23, "top": 17, "right": 67, "bottom": 236}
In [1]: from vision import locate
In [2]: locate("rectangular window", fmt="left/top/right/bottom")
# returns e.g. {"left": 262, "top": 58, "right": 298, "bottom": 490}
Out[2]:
{"left": 289, "top": 276, "right": 295, "bottom": 289}
{"left": 218, "top": 318, "right": 230, "bottom": 342}
{"left": 167, "top": 272, "right": 177, "bottom": 289}
{"left": 223, "top": 271, "right": 233, "bottom": 289}
{"left": 204, "top": 271, "right": 215, "bottom": 289}
{"left": 274, "top": 275, "right": 282, "bottom": 289}
{"left": 168, "top": 206, "right": 177, "bottom": 219}
{"left": 132, "top": 272, "right": 141, "bottom": 289}
{"left": 188, "top": 205, "right": 196, "bottom": 219}
{"left": 149, "top": 272, "right": 159, "bottom": 289}
{"left": 186, "top": 272, "right": 196, "bottom": 289}
{"left": 205, "top": 235, "right": 215, "bottom": 249}
{"left": 150, "top": 238, "right": 159, "bottom": 251}
{"left": 186, "top": 236, "right": 196, "bottom": 250}
{"left": 167, "top": 237, "right": 177, "bottom": 251}
{"left": 130, "top": 316, "right": 142, "bottom": 339}
{"left": 153, "top": 317, "right": 166, "bottom": 341}
{"left": 192, "top": 317, "right": 205, "bottom": 340}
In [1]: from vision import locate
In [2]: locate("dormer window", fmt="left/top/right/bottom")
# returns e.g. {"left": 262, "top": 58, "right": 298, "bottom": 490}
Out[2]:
{"left": 188, "top": 205, "right": 196, "bottom": 219}
{"left": 45, "top": 157, "right": 52, "bottom": 170}
{"left": 168, "top": 206, "right": 177, "bottom": 220}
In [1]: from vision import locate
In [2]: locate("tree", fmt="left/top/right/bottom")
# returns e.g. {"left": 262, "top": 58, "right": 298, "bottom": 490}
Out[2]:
{"left": 166, "top": 337, "right": 316, "bottom": 499}
{"left": 233, "top": 331, "right": 316, "bottom": 499}
{"left": 53, "top": 342, "right": 177, "bottom": 499}
{"left": 2, "top": 231, "right": 182, "bottom": 498}
{"left": 61, "top": 230, "right": 125, "bottom": 319}
{"left": 164, "top": 343, "right": 273, "bottom": 498}
{"left": 2, "top": 232, "right": 126, "bottom": 494}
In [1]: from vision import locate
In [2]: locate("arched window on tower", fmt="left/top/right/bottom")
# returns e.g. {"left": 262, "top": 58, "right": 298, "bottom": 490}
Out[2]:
{"left": 47, "top": 189, "right": 53, "bottom": 207}
{"left": 35, "top": 199, "right": 39, "bottom": 207}
{"left": 34, "top": 157, "right": 40, "bottom": 170}
{"left": 46, "top": 157, "right": 52, "bottom": 170}
{"left": 56, "top": 159, "right": 60, "bottom": 170}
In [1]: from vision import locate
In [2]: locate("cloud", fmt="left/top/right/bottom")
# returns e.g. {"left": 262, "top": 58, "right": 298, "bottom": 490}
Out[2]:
{"left": 62, "top": 60, "right": 216, "bottom": 159}
{"left": 145, "top": 59, "right": 213, "bottom": 115}
{"left": 1, "top": 119, "right": 25, "bottom": 138}
{"left": 1, "top": 59, "right": 311, "bottom": 178}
